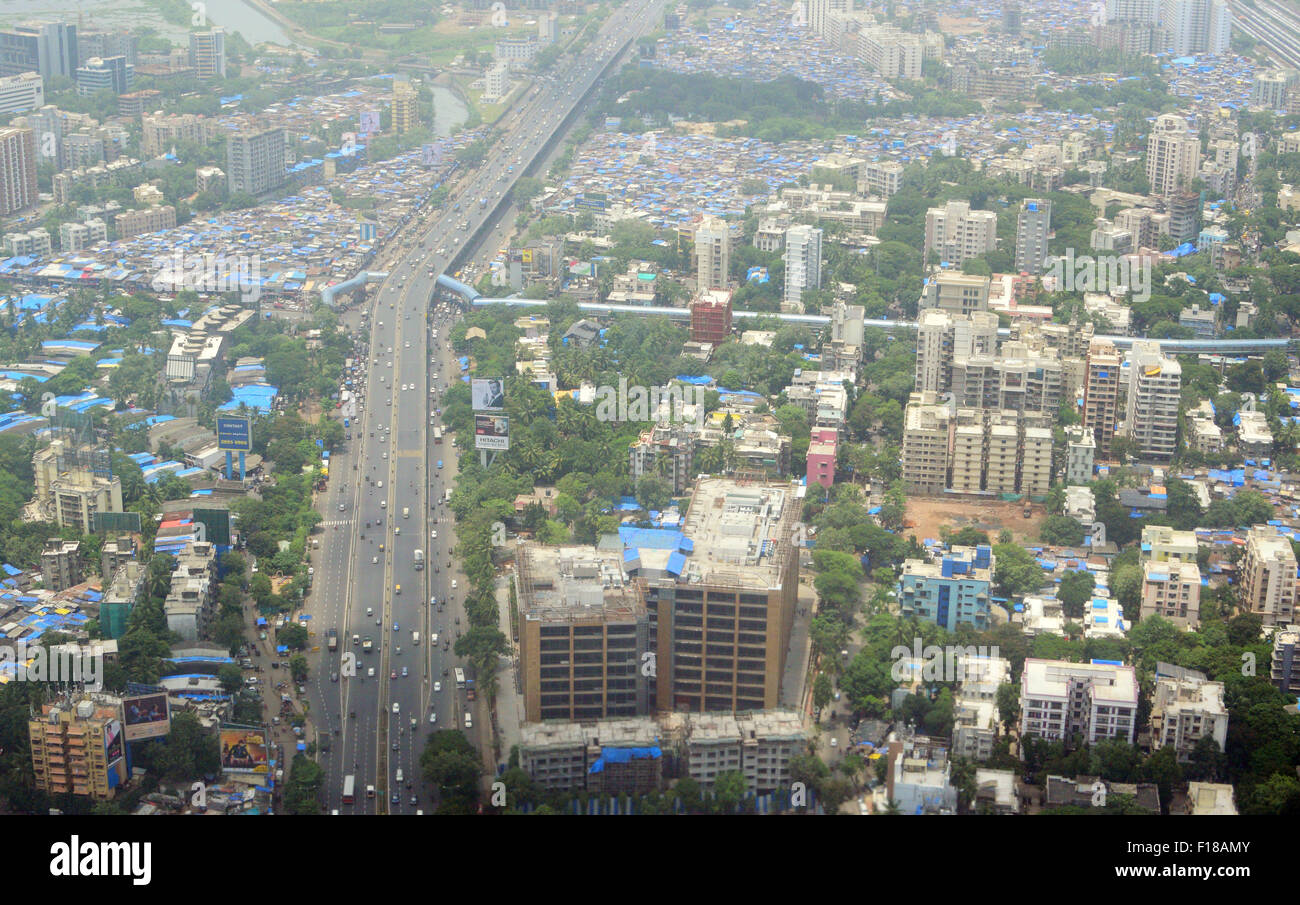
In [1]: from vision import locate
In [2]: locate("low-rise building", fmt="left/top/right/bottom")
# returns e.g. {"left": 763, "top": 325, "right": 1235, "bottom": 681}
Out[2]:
{"left": 1140, "top": 560, "right": 1202, "bottom": 628}
{"left": 1150, "top": 669, "right": 1228, "bottom": 762}
{"left": 1019, "top": 658, "right": 1139, "bottom": 746}
{"left": 899, "top": 545, "right": 996, "bottom": 631}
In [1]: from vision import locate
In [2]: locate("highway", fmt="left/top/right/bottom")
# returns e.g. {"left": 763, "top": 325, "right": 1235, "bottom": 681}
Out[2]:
{"left": 309, "top": 0, "right": 668, "bottom": 813}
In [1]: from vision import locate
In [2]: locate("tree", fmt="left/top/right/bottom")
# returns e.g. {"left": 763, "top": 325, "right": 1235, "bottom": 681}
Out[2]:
{"left": 992, "top": 543, "right": 1045, "bottom": 598}
{"left": 420, "top": 730, "right": 481, "bottom": 802}
{"left": 1040, "top": 515, "right": 1085, "bottom": 547}
{"left": 712, "top": 769, "right": 748, "bottom": 813}
{"left": 813, "top": 672, "right": 833, "bottom": 718}
{"left": 284, "top": 753, "right": 324, "bottom": 814}
{"left": 995, "top": 683, "right": 1020, "bottom": 734}
{"left": 1058, "top": 570, "right": 1096, "bottom": 620}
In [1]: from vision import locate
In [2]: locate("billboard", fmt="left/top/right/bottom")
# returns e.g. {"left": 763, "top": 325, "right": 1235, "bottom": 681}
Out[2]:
{"left": 123, "top": 693, "right": 171, "bottom": 742}
{"left": 471, "top": 377, "right": 505, "bottom": 411}
{"left": 422, "top": 143, "right": 442, "bottom": 167}
{"left": 104, "top": 719, "right": 124, "bottom": 767}
{"left": 220, "top": 728, "right": 269, "bottom": 775}
{"left": 216, "top": 416, "right": 252, "bottom": 452}
{"left": 475, "top": 413, "right": 509, "bottom": 451}
{"left": 360, "top": 110, "right": 381, "bottom": 135}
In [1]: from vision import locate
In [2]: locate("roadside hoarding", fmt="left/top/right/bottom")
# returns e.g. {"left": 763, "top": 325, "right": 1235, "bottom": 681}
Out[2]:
{"left": 470, "top": 377, "right": 505, "bottom": 411}
{"left": 122, "top": 693, "right": 171, "bottom": 742}
{"left": 220, "top": 728, "right": 270, "bottom": 774}
{"left": 475, "top": 413, "right": 509, "bottom": 451}
{"left": 216, "top": 416, "right": 252, "bottom": 452}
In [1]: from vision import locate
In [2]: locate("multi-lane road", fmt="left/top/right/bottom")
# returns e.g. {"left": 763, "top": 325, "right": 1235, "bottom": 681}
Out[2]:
{"left": 309, "top": 0, "right": 668, "bottom": 813}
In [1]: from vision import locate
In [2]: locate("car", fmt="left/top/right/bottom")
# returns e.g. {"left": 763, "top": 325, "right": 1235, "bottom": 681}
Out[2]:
{"left": 367, "top": 667, "right": 375, "bottom": 677}
{"left": 391, "top": 670, "right": 397, "bottom": 680}
{"left": 431, "top": 529, "right": 437, "bottom": 539}
{"left": 404, "top": 342, "right": 410, "bottom": 348}
{"left": 434, "top": 681, "right": 442, "bottom": 692}
{"left": 387, "top": 361, "right": 393, "bottom": 368}
{"left": 401, "top": 666, "right": 409, "bottom": 677}
{"left": 830, "top": 737, "right": 839, "bottom": 748}
{"left": 372, "top": 556, "right": 378, "bottom": 564}
{"left": 366, "top": 607, "right": 373, "bottom": 616}
{"left": 383, "top": 451, "right": 389, "bottom": 458}
{"left": 392, "top": 702, "right": 400, "bottom": 714}
{"left": 451, "top": 580, "right": 458, "bottom": 590}
{"left": 392, "top": 792, "right": 400, "bottom": 803}
{"left": 429, "top": 712, "right": 437, "bottom": 724}
{"left": 385, "top": 399, "right": 391, "bottom": 407}
{"left": 410, "top": 795, "right": 418, "bottom": 805}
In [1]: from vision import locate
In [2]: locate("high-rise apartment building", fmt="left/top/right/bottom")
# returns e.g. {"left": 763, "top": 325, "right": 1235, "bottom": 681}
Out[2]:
{"left": 902, "top": 391, "right": 953, "bottom": 494}
{"left": 1122, "top": 340, "right": 1180, "bottom": 460}
{"left": 0, "top": 71, "right": 43, "bottom": 115}
{"left": 226, "top": 125, "right": 287, "bottom": 197}
{"left": 1146, "top": 113, "right": 1200, "bottom": 196}
{"left": 694, "top": 215, "right": 730, "bottom": 290}
{"left": 1014, "top": 198, "right": 1052, "bottom": 274}
{"left": 1020, "top": 659, "right": 1139, "bottom": 746}
{"left": 30, "top": 696, "right": 127, "bottom": 800}
{"left": 1082, "top": 339, "right": 1121, "bottom": 456}
{"left": 189, "top": 27, "right": 226, "bottom": 79}
{"left": 392, "top": 81, "right": 418, "bottom": 133}
{"left": 783, "top": 224, "right": 823, "bottom": 309}
{"left": 642, "top": 477, "right": 801, "bottom": 713}
{"left": 516, "top": 545, "right": 650, "bottom": 723}
{"left": 0, "top": 126, "right": 37, "bottom": 216}
{"left": 1160, "top": 0, "right": 1231, "bottom": 55}
{"left": 914, "top": 309, "right": 999, "bottom": 395}
{"left": 1241, "top": 527, "right": 1297, "bottom": 626}
{"left": 923, "top": 201, "right": 997, "bottom": 267}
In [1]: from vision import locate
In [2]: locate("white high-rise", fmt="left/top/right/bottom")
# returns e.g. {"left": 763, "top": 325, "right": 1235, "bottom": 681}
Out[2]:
{"left": 1160, "top": 0, "right": 1231, "bottom": 55}
{"left": 783, "top": 225, "right": 823, "bottom": 308}
{"left": 924, "top": 201, "right": 997, "bottom": 267}
{"left": 695, "top": 216, "right": 731, "bottom": 291}
{"left": 1146, "top": 114, "right": 1200, "bottom": 197}
{"left": 1123, "top": 341, "right": 1181, "bottom": 461}
{"left": 1014, "top": 198, "right": 1052, "bottom": 275}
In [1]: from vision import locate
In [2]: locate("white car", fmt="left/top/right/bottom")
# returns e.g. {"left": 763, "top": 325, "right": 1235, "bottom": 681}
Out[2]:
{"left": 429, "top": 712, "right": 437, "bottom": 724}
{"left": 392, "top": 702, "right": 400, "bottom": 714}
{"left": 432, "top": 373, "right": 439, "bottom": 381}
{"left": 431, "top": 530, "right": 437, "bottom": 539}
{"left": 434, "top": 681, "right": 442, "bottom": 692}
{"left": 451, "top": 579, "right": 458, "bottom": 589}
{"left": 404, "top": 342, "right": 410, "bottom": 348}
{"left": 367, "top": 667, "right": 375, "bottom": 677}
{"left": 383, "top": 451, "right": 389, "bottom": 459}
{"left": 387, "top": 361, "right": 393, "bottom": 368}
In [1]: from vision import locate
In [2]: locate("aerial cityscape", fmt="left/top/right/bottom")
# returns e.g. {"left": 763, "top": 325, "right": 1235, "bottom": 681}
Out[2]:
{"left": 0, "top": 0, "right": 1296, "bottom": 834}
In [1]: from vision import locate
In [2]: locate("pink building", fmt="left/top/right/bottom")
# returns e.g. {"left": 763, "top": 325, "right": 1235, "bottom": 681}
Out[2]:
{"left": 806, "top": 428, "right": 838, "bottom": 489}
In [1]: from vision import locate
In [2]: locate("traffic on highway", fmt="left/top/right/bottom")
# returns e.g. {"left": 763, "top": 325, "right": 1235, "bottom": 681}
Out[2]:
{"left": 310, "top": 0, "right": 667, "bottom": 814}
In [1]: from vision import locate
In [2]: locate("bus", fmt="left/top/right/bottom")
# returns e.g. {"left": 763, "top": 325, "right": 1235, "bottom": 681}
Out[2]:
{"left": 454, "top": 667, "right": 466, "bottom": 690}
{"left": 342, "top": 775, "right": 356, "bottom": 804}
{"left": 433, "top": 426, "right": 443, "bottom": 444}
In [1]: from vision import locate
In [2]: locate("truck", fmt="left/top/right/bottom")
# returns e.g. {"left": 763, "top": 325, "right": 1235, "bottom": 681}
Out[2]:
{"left": 327, "top": 629, "right": 338, "bottom": 652}
{"left": 342, "top": 775, "right": 356, "bottom": 804}
{"left": 433, "top": 426, "right": 444, "bottom": 444}
{"left": 362, "top": 636, "right": 373, "bottom": 653}
{"left": 413, "top": 549, "right": 424, "bottom": 570}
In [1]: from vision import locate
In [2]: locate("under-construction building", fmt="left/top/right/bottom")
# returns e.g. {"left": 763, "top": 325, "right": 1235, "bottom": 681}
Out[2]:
{"left": 32, "top": 412, "right": 123, "bottom": 532}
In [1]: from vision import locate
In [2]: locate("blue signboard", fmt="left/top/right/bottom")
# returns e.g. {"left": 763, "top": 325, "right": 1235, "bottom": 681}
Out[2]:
{"left": 216, "top": 416, "right": 252, "bottom": 452}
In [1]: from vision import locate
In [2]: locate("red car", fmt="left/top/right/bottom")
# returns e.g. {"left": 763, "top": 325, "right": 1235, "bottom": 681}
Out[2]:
{"left": 390, "top": 671, "right": 397, "bottom": 680}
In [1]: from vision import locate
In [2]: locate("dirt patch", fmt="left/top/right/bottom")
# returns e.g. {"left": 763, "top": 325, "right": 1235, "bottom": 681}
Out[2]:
{"left": 903, "top": 496, "right": 1047, "bottom": 546}
{"left": 938, "top": 15, "right": 989, "bottom": 34}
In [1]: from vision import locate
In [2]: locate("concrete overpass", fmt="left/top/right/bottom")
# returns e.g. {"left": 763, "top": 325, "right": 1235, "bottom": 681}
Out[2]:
{"left": 459, "top": 295, "right": 1292, "bottom": 354}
